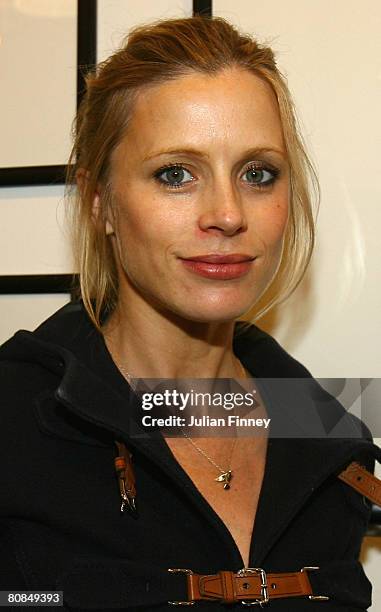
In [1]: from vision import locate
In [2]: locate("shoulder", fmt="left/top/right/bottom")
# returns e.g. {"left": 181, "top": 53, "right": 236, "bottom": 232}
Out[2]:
{"left": 0, "top": 303, "right": 84, "bottom": 425}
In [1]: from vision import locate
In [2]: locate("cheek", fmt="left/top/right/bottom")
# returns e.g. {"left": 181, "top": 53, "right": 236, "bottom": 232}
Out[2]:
{"left": 252, "top": 197, "right": 289, "bottom": 249}
{"left": 114, "top": 193, "right": 186, "bottom": 257}
{"left": 269, "top": 202, "right": 289, "bottom": 241}
{"left": 113, "top": 196, "right": 154, "bottom": 245}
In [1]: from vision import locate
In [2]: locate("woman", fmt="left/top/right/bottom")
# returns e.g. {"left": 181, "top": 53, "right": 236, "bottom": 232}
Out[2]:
{"left": 1, "top": 15, "right": 380, "bottom": 611}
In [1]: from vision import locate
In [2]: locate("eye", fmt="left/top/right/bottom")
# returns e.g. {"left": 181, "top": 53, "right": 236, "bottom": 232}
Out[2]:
{"left": 242, "top": 163, "right": 279, "bottom": 188}
{"left": 153, "top": 164, "right": 195, "bottom": 189}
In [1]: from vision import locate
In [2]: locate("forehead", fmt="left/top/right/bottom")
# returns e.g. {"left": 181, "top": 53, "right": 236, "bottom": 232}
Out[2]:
{"left": 114, "top": 68, "right": 284, "bottom": 161}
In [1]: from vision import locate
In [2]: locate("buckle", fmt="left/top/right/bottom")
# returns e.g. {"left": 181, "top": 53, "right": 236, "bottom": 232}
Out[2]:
{"left": 237, "top": 567, "right": 269, "bottom": 606}
{"left": 301, "top": 567, "right": 330, "bottom": 601}
{"left": 168, "top": 568, "right": 195, "bottom": 606}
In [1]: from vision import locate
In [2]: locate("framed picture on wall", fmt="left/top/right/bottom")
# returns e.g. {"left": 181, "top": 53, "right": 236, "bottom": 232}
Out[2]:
{"left": 0, "top": 0, "right": 96, "bottom": 187}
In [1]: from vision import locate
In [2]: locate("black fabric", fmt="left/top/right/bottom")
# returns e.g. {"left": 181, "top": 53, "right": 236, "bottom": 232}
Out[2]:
{"left": 0, "top": 301, "right": 380, "bottom": 612}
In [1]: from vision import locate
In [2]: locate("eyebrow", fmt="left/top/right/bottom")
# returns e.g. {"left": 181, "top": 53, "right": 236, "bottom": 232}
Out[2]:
{"left": 142, "top": 146, "right": 287, "bottom": 162}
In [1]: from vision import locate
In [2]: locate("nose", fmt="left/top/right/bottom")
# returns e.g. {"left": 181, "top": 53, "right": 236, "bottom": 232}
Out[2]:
{"left": 198, "top": 179, "right": 248, "bottom": 237}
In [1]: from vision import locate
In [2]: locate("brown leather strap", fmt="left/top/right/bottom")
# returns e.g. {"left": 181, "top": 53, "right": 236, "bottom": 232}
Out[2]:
{"left": 114, "top": 441, "right": 137, "bottom": 513}
{"left": 114, "top": 441, "right": 381, "bottom": 511}
{"left": 338, "top": 461, "right": 381, "bottom": 507}
{"left": 186, "top": 569, "right": 314, "bottom": 603}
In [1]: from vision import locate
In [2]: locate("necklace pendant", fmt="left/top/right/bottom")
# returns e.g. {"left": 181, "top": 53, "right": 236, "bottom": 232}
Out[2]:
{"left": 215, "top": 470, "right": 232, "bottom": 489}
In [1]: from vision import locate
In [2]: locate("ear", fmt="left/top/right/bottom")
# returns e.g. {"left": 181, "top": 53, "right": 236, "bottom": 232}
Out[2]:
{"left": 76, "top": 169, "right": 115, "bottom": 236}
{"left": 92, "top": 192, "right": 115, "bottom": 236}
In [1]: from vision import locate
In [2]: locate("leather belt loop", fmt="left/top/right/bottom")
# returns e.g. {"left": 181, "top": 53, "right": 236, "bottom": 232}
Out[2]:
{"left": 218, "top": 570, "right": 236, "bottom": 604}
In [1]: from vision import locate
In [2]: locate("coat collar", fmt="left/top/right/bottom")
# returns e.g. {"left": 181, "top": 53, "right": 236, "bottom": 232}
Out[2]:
{"left": 1, "top": 302, "right": 380, "bottom": 565}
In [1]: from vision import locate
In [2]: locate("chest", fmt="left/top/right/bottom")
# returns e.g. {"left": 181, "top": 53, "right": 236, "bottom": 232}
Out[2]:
{"left": 165, "top": 436, "right": 268, "bottom": 568}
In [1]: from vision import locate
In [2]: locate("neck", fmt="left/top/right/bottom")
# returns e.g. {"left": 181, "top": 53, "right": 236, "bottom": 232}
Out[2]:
{"left": 101, "top": 293, "right": 244, "bottom": 380}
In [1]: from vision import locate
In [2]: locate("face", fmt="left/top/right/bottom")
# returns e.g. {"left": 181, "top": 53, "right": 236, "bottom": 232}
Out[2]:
{"left": 103, "top": 67, "right": 290, "bottom": 323}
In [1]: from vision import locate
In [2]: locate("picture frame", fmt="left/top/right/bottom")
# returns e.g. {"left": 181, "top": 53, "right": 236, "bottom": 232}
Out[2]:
{"left": 0, "top": 0, "right": 97, "bottom": 188}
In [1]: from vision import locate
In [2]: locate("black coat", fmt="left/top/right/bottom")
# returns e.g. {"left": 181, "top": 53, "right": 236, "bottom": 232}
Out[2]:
{"left": 0, "top": 302, "right": 380, "bottom": 611}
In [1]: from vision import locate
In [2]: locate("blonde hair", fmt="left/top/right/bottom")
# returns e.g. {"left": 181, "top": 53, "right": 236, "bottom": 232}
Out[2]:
{"left": 66, "top": 15, "right": 318, "bottom": 330}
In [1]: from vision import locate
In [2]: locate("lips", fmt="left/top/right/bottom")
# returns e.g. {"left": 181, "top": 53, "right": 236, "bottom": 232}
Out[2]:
{"left": 179, "top": 254, "right": 255, "bottom": 280}
{"left": 181, "top": 254, "right": 255, "bottom": 264}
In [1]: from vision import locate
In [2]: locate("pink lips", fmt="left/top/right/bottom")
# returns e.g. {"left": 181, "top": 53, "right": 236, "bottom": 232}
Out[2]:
{"left": 179, "top": 254, "right": 255, "bottom": 280}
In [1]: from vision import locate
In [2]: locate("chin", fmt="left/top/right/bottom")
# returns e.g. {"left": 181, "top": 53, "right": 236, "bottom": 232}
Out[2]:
{"left": 168, "top": 296, "right": 258, "bottom": 325}
{"left": 147, "top": 283, "right": 266, "bottom": 325}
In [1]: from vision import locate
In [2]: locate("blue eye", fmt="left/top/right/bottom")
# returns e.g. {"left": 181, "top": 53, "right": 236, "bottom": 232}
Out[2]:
{"left": 153, "top": 162, "right": 279, "bottom": 190}
{"left": 154, "top": 164, "right": 194, "bottom": 189}
{"left": 243, "top": 164, "right": 278, "bottom": 187}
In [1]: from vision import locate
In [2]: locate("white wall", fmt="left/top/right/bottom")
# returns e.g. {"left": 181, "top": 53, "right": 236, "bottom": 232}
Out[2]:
{"left": 214, "top": 0, "right": 381, "bottom": 380}
{"left": 0, "top": 0, "right": 379, "bottom": 604}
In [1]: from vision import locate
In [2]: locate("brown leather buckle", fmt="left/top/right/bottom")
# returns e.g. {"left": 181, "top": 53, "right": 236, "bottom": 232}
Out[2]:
{"left": 168, "top": 568, "right": 195, "bottom": 606}
{"left": 301, "top": 567, "right": 330, "bottom": 601}
{"left": 167, "top": 566, "right": 329, "bottom": 606}
{"left": 237, "top": 568, "right": 269, "bottom": 606}
{"left": 168, "top": 567, "right": 269, "bottom": 606}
